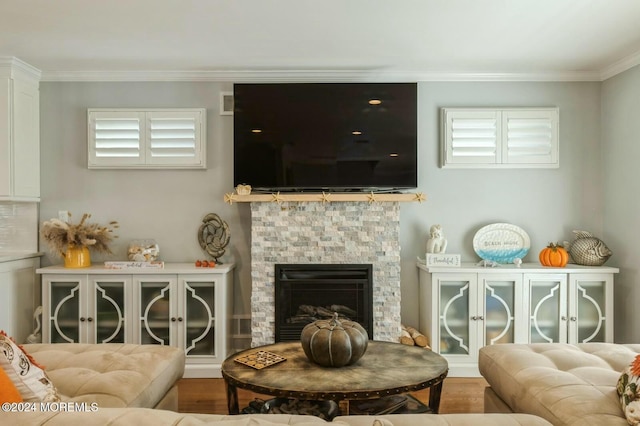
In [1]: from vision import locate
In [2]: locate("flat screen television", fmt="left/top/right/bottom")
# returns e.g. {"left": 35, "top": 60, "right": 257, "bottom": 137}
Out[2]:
{"left": 233, "top": 83, "right": 417, "bottom": 192}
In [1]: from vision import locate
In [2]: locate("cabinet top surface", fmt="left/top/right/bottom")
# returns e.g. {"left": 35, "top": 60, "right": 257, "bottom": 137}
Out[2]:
{"left": 417, "top": 261, "right": 619, "bottom": 273}
{"left": 37, "top": 262, "right": 235, "bottom": 275}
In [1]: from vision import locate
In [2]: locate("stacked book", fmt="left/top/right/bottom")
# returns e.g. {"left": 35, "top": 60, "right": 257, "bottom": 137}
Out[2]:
{"left": 104, "top": 261, "right": 164, "bottom": 269}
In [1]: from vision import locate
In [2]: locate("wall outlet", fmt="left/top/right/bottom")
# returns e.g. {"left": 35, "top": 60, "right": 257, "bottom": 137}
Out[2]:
{"left": 58, "top": 210, "right": 70, "bottom": 222}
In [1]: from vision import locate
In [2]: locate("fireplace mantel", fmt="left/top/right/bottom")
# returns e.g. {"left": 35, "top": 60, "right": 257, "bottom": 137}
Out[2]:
{"left": 224, "top": 191, "right": 425, "bottom": 204}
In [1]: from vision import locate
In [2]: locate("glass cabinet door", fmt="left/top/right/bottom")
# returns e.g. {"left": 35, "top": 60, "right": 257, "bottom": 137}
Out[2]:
{"left": 137, "top": 277, "right": 174, "bottom": 346}
{"left": 569, "top": 274, "right": 612, "bottom": 343}
{"left": 90, "top": 276, "right": 129, "bottom": 344}
{"left": 437, "top": 275, "right": 474, "bottom": 355}
{"left": 181, "top": 277, "right": 216, "bottom": 357}
{"left": 47, "top": 279, "right": 82, "bottom": 343}
{"left": 481, "top": 274, "right": 521, "bottom": 346}
{"left": 527, "top": 274, "right": 567, "bottom": 343}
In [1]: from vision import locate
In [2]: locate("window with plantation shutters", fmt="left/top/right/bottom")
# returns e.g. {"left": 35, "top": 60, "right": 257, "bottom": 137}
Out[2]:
{"left": 441, "top": 108, "right": 558, "bottom": 169}
{"left": 88, "top": 108, "right": 206, "bottom": 169}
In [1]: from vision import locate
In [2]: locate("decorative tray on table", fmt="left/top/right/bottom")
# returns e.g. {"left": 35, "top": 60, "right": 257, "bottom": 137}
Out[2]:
{"left": 234, "top": 350, "right": 287, "bottom": 370}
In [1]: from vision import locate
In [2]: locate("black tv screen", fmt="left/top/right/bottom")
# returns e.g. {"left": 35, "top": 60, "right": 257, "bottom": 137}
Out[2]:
{"left": 233, "top": 83, "right": 417, "bottom": 192}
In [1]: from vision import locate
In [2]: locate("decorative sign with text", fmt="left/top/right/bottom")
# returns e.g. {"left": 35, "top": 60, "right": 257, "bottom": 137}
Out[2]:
{"left": 426, "top": 253, "right": 461, "bottom": 267}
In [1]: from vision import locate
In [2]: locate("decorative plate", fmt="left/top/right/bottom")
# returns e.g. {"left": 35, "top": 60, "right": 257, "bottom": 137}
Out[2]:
{"left": 473, "top": 223, "right": 530, "bottom": 263}
{"left": 234, "top": 350, "right": 286, "bottom": 370}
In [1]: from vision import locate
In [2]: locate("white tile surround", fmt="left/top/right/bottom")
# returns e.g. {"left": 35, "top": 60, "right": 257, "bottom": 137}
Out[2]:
{"left": 0, "top": 202, "right": 38, "bottom": 252}
{"left": 250, "top": 201, "right": 402, "bottom": 347}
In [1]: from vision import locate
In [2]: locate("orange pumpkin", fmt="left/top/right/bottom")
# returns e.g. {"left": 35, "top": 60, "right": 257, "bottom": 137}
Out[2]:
{"left": 539, "top": 243, "right": 569, "bottom": 267}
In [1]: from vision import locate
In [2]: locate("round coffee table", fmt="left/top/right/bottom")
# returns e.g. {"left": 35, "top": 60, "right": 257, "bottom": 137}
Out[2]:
{"left": 221, "top": 340, "right": 448, "bottom": 415}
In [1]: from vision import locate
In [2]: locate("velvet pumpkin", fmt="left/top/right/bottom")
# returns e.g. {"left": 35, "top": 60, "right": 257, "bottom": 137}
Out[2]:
{"left": 300, "top": 313, "right": 368, "bottom": 367}
{"left": 539, "top": 243, "right": 569, "bottom": 267}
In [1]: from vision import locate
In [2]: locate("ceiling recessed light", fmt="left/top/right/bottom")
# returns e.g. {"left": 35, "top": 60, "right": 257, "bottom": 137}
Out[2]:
{"left": 251, "top": 129, "right": 262, "bottom": 133}
{"left": 389, "top": 153, "right": 399, "bottom": 157}
{"left": 352, "top": 130, "right": 362, "bottom": 135}
{"left": 368, "top": 99, "right": 382, "bottom": 105}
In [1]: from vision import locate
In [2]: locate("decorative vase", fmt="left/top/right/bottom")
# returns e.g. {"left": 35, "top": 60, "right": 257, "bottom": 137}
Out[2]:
{"left": 64, "top": 245, "right": 91, "bottom": 268}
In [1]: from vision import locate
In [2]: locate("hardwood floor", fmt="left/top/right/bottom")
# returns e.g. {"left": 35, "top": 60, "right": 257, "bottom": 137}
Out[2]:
{"left": 177, "top": 377, "right": 488, "bottom": 415}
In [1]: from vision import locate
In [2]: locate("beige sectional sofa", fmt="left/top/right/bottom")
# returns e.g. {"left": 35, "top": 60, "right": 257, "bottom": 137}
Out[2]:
{"left": 479, "top": 343, "right": 640, "bottom": 426}
{"left": 1, "top": 343, "right": 551, "bottom": 425}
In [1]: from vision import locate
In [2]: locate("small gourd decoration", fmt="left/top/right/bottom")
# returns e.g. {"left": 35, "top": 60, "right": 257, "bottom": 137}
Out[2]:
{"left": 300, "top": 313, "right": 368, "bottom": 367}
{"left": 539, "top": 242, "right": 569, "bottom": 267}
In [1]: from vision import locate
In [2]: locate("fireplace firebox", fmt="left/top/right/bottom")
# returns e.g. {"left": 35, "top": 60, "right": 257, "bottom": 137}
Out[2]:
{"left": 274, "top": 264, "right": 373, "bottom": 342}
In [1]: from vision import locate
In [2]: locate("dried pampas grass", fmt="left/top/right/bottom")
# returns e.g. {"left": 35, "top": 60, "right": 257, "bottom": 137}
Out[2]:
{"left": 41, "top": 212, "right": 119, "bottom": 257}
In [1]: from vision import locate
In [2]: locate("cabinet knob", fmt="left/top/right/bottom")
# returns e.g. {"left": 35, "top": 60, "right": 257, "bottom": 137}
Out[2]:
{"left": 471, "top": 316, "right": 478, "bottom": 321}
{"left": 478, "top": 316, "right": 484, "bottom": 321}
{"left": 80, "top": 317, "right": 86, "bottom": 322}
{"left": 87, "top": 317, "right": 93, "bottom": 322}
{"left": 178, "top": 317, "right": 184, "bottom": 322}
{"left": 570, "top": 316, "right": 577, "bottom": 321}
{"left": 561, "top": 316, "right": 567, "bottom": 321}
{"left": 171, "top": 317, "right": 177, "bottom": 322}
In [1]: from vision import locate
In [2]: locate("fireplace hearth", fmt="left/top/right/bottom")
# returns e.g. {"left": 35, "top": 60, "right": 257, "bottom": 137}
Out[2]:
{"left": 274, "top": 264, "right": 373, "bottom": 341}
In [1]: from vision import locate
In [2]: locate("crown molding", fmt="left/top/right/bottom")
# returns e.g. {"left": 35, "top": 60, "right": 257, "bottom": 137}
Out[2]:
{"left": 600, "top": 49, "right": 640, "bottom": 81}
{"left": 40, "top": 69, "right": 375, "bottom": 82}
{"left": 39, "top": 68, "right": 604, "bottom": 83}
{"left": 0, "top": 56, "right": 42, "bottom": 82}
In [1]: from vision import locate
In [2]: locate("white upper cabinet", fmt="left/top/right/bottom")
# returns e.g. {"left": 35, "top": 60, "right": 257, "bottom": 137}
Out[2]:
{"left": 441, "top": 107, "right": 559, "bottom": 168}
{"left": 0, "top": 58, "right": 41, "bottom": 201}
{"left": 88, "top": 108, "right": 207, "bottom": 169}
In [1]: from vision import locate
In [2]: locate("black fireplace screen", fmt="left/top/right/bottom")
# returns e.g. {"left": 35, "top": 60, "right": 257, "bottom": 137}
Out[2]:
{"left": 274, "top": 264, "right": 373, "bottom": 342}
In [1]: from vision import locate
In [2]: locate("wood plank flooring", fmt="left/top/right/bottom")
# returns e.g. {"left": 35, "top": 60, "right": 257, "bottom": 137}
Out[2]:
{"left": 177, "top": 377, "right": 488, "bottom": 415}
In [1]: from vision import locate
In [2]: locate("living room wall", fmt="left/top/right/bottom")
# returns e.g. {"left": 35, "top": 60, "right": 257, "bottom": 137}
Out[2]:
{"left": 38, "top": 80, "right": 604, "bottom": 338}
{"left": 602, "top": 65, "right": 640, "bottom": 343}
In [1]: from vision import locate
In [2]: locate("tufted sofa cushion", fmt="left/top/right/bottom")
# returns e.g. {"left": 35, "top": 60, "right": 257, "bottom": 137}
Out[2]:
{"left": 22, "top": 343, "right": 185, "bottom": 409}
{"left": 0, "top": 410, "right": 552, "bottom": 426}
{"left": 479, "top": 343, "right": 640, "bottom": 426}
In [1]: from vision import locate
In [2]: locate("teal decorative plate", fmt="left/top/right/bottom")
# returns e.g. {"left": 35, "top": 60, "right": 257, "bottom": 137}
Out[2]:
{"left": 473, "top": 223, "right": 530, "bottom": 263}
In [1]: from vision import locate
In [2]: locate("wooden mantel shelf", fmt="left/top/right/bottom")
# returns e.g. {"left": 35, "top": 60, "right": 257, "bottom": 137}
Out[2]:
{"left": 223, "top": 191, "right": 426, "bottom": 204}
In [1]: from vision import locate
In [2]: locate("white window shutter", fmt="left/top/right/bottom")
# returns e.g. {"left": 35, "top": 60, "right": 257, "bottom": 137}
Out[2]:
{"left": 88, "top": 108, "right": 206, "bottom": 169}
{"left": 89, "top": 111, "right": 145, "bottom": 167}
{"left": 502, "top": 109, "right": 558, "bottom": 166}
{"left": 442, "top": 109, "right": 499, "bottom": 166}
{"left": 441, "top": 107, "right": 559, "bottom": 169}
{"left": 147, "top": 110, "right": 205, "bottom": 167}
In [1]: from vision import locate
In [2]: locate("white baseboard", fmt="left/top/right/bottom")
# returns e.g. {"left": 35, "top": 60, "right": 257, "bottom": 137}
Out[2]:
{"left": 183, "top": 363, "right": 222, "bottom": 379}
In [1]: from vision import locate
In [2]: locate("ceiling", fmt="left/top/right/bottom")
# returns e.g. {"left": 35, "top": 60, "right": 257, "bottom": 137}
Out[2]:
{"left": 2, "top": 0, "right": 640, "bottom": 82}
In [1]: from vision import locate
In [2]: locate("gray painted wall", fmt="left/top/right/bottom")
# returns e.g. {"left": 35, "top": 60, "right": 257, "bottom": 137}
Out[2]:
{"left": 39, "top": 80, "right": 608, "bottom": 337}
{"left": 602, "top": 65, "right": 640, "bottom": 343}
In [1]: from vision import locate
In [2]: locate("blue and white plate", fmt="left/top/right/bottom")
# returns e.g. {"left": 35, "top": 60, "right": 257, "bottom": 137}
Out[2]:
{"left": 473, "top": 223, "right": 530, "bottom": 263}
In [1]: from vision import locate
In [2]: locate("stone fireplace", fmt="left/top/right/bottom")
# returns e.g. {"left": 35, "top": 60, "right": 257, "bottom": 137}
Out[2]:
{"left": 274, "top": 263, "right": 373, "bottom": 342}
{"left": 250, "top": 201, "right": 402, "bottom": 346}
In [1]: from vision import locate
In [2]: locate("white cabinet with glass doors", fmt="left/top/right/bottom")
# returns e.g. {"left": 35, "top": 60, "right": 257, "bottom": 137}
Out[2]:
{"left": 418, "top": 263, "right": 618, "bottom": 377}
{"left": 38, "top": 263, "right": 234, "bottom": 378}
{"left": 526, "top": 272, "right": 614, "bottom": 345}
{"left": 40, "top": 274, "right": 130, "bottom": 344}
